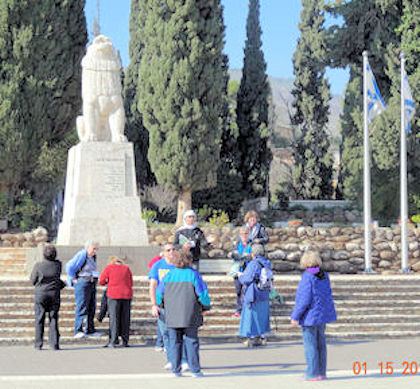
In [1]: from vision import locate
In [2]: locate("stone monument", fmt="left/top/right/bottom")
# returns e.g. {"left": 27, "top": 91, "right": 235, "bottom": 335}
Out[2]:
{"left": 57, "top": 35, "right": 149, "bottom": 246}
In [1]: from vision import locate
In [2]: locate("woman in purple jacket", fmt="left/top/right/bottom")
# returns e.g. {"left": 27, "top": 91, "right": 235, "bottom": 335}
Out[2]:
{"left": 290, "top": 251, "right": 337, "bottom": 381}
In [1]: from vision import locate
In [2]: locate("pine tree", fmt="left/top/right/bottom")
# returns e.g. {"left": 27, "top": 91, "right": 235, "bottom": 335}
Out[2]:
{"left": 137, "top": 0, "right": 227, "bottom": 224}
{"left": 291, "top": 0, "right": 333, "bottom": 200}
{"left": 236, "top": 0, "right": 272, "bottom": 199}
{"left": 0, "top": 0, "right": 87, "bottom": 228}
{"left": 123, "top": 0, "right": 155, "bottom": 189}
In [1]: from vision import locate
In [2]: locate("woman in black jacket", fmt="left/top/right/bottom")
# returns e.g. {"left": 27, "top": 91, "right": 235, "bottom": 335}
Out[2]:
{"left": 174, "top": 210, "right": 214, "bottom": 271}
{"left": 30, "top": 245, "right": 66, "bottom": 350}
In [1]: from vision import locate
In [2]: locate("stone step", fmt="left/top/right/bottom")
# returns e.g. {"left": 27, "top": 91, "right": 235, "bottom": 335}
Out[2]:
{"left": 0, "top": 312, "right": 420, "bottom": 329}
{"left": 1, "top": 275, "right": 420, "bottom": 344}
{"left": 0, "top": 248, "right": 28, "bottom": 255}
{"left": 2, "top": 299, "right": 420, "bottom": 312}
{"left": 4, "top": 306, "right": 420, "bottom": 319}
{"left": 1, "top": 322, "right": 420, "bottom": 339}
{"left": 3, "top": 278, "right": 420, "bottom": 289}
{"left": 2, "top": 304, "right": 420, "bottom": 318}
{"left": 1, "top": 291, "right": 420, "bottom": 304}
{"left": 0, "top": 256, "right": 27, "bottom": 263}
{"left": 5, "top": 282, "right": 420, "bottom": 292}
{"left": 4, "top": 329, "right": 420, "bottom": 346}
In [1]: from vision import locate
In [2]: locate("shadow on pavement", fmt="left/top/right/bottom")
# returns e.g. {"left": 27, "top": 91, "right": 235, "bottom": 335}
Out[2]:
{"left": 203, "top": 362, "right": 304, "bottom": 371}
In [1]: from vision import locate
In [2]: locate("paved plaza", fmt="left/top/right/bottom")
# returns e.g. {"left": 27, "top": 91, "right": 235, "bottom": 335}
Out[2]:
{"left": 1, "top": 338, "right": 420, "bottom": 388}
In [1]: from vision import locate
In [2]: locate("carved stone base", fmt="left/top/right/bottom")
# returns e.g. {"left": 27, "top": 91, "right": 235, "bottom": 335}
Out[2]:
{"left": 57, "top": 142, "right": 149, "bottom": 246}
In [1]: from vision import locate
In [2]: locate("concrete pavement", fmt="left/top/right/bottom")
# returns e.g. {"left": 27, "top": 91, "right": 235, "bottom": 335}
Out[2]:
{"left": 1, "top": 338, "right": 420, "bottom": 388}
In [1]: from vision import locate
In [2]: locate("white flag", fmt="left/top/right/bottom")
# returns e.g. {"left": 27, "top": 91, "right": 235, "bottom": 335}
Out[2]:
{"left": 365, "top": 61, "right": 387, "bottom": 122}
{"left": 402, "top": 69, "right": 415, "bottom": 132}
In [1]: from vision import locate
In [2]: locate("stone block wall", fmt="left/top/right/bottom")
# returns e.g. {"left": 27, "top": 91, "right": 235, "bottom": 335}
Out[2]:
{"left": 148, "top": 226, "right": 420, "bottom": 274}
{"left": 0, "top": 227, "right": 48, "bottom": 248}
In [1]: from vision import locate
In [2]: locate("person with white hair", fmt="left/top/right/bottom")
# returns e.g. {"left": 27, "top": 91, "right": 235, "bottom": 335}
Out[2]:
{"left": 174, "top": 210, "right": 213, "bottom": 271}
{"left": 66, "top": 240, "right": 103, "bottom": 339}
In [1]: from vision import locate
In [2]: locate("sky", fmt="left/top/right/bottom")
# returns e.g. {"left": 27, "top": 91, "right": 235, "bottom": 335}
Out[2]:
{"left": 84, "top": 0, "right": 348, "bottom": 96}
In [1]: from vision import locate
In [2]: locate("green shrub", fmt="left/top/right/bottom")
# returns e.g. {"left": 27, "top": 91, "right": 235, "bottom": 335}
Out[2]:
{"left": 197, "top": 205, "right": 214, "bottom": 222}
{"left": 0, "top": 193, "right": 8, "bottom": 220}
{"left": 411, "top": 215, "right": 420, "bottom": 224}
{"left": 10, "top": 191, "right": 44, "bottom": 230}
{"left": 142, "top": 208, "right": 157, "bottom": 226}
{"left": 209, "top": 209, "right": 229, "bottom": 228}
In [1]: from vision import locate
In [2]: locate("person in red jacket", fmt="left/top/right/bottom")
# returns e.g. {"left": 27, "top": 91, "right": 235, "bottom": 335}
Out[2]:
{"left": 99, "top": 255, "right": 133, "bottom": 348}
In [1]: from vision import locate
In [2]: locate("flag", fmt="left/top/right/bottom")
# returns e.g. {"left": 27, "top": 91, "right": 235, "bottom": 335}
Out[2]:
{"left": 365, "top": 61, "right": 387, "bottom": 122}
{"left": 402, "top": 69, "right": 415, "bottom": 133}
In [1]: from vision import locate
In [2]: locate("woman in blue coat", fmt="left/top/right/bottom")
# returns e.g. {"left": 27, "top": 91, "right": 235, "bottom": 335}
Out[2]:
{"left": 238, "top": 244, "right": 271, "bottom": 347}
{"left": 290, "top": 251, "right": 337, "bottom": 381}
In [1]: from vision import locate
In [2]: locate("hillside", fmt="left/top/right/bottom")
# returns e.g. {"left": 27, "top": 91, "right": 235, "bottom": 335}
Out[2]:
{"left": 229, "top": 69, "right": 342, "bottom": 146}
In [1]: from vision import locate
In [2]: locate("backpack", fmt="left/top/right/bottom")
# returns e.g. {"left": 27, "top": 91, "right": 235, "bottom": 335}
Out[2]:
{"left": 257, "top": 260, "right": 273, "bottom": 290}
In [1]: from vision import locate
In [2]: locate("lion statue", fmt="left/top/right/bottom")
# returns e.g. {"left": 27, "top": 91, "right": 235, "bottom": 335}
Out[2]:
{"left": 77, "top": 35, "right": 127, "bottom": 143}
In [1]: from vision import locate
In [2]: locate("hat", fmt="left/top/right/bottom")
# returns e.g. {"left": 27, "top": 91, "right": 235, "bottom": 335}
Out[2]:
{"left": 183, "top": 210, "right": 196, "bottom": 219}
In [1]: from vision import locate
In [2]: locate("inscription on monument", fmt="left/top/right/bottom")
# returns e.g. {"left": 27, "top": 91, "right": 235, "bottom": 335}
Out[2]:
{"left": 97, "top": 157, "right": 125, "bottom": 194}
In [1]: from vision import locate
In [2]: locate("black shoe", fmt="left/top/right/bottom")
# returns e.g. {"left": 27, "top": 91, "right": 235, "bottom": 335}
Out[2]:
{"left": 52, "top": 346, "right": 60, "bottom": 350}
{"left": 122, "top": 343, "right": 129, "bottom": 347}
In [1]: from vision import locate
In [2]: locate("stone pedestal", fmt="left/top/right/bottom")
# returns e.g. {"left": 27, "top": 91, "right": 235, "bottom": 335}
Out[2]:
{"left": 57, "top": 142, "right": 148, "bottom": 246}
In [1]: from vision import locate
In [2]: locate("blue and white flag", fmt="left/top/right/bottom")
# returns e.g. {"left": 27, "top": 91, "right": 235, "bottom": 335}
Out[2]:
{"left": 365, "top": 61, "right": 387, "bottom": 122}
{"left": 402, "top": 69, "right": 415, "bottom": 133}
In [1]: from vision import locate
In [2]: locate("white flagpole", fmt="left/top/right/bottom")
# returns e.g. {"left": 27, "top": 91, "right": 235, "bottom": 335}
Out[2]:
{"left": 400, "top": 52, "right": 409, "bottom": 273}
{"left": 363, "top": 51, "right": 373, "bottom": 273}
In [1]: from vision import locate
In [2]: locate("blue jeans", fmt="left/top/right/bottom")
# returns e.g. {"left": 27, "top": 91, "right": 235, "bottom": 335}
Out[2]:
{"left": 158, "top": 313, "right": 170, "bottom": 363}
{"left": 158, "top": 309, "right": 187, "bottom": 364}
{"left": 74, "top": 280, "right": 97, "bottom": 334}
{"left": 156, "top": 323, "right": 164, "bottom": 348}
{"left": 167, "top": 327, "right": 200, "bottom": 374}
{"left": 302, "top": 325, "right": 327, "bottom": 379}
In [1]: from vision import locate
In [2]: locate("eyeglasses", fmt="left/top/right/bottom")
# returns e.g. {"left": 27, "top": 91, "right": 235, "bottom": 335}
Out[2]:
{"left": 165, "top": 248, "right": 175, "bottom": 252}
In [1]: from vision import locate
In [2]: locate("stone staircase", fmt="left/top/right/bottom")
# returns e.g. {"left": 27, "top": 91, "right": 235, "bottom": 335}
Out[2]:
{"left": 1, "top": 275, "right": 420, "bottom": 345}
{"left": 0, "top": 248, "right": 27, "bottom": 278}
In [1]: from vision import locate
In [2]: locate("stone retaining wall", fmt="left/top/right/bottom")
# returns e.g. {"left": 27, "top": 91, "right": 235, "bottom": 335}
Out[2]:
{"left": 148, "top": 226, "right": 420, "bottom": 274}
{"left": 2, "top": 225, "right": 418, "bottom": 274}
{"left": 0, "top": 227, "right": 48, "bottom": 248}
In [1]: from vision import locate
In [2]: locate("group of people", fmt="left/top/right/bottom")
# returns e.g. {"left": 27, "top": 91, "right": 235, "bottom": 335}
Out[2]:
{"left": 30, "top": 209, "right": 337, "bottom": 381}
{"left": 31, "top": 240, "right": 134, "bottom": 349}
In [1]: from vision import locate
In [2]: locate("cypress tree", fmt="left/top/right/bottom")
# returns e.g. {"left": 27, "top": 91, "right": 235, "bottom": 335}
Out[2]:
{"left": 236, "top": 0, "right": 272, "bottom": 199}
{"left": 123, "top": 0, "right": 155, "bottom": 189}
{"left": 137, "top": 0, "right": 227, "bottom": 224}
{"left": 291, "top": 0, "right": 333, "bottom": 200}
{"left": 0, "top": 0, "right": 87, "bottom": 228}
{"left": 193, "top": 78, "right": 243, "bottom": 219}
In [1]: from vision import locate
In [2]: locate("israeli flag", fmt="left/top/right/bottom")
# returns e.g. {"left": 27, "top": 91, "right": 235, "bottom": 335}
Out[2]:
{"left": 402, "top": 69, "right": 415, "bottom": 133}
{"left": 366, "top": 61, "right": 387, "bottom": 122}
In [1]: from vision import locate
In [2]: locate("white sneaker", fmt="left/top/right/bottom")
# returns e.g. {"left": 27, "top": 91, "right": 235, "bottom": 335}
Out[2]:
{"left": 154, "top": 346, "right": 164, "bottom": 352}
{"left": 191, "top": 371, "right": 204, "bottom": 378}
{"left": 73, "top": 332, "right": 85, "bottom": 339}
{"left": 164, "top": 362, "right": 172, "bottom": 370}
{"left": 87, "top": 331, "right": 103, "bottom": 338}
{"left": 181, "top": 363, "right": 189, "bottom": 372}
